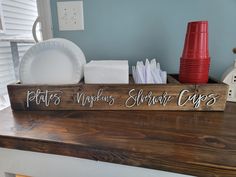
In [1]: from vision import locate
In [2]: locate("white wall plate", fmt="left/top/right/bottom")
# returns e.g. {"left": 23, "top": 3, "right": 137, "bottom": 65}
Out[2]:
{"left": 57, "top": 1, "right": 84, "bottom": 31}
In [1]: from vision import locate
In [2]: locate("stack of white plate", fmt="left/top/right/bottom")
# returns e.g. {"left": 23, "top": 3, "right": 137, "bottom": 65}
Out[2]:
{"left": 19, "top": 38, "right": 86, "bottom": 85}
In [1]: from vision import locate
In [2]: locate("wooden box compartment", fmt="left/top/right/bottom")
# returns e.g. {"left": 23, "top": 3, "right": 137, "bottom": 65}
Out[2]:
{"left": 7, "top": 74, "right": 229, "bottom": 111}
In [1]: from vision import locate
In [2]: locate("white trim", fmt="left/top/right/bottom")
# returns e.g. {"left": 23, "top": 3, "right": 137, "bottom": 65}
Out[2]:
{"left": 36, "top": 0, "right": 53, "bottom": 40}
{"left": 0, "top": 148, "right": 191, "bottom": 177}
{"left": 0, "top": 0, "right": 5, "bottom": 33}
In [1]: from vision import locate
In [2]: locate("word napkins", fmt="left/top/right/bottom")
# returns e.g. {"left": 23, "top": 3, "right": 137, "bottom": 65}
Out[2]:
{"left": 132, "top": 59, "right": 167, "bottom": 84}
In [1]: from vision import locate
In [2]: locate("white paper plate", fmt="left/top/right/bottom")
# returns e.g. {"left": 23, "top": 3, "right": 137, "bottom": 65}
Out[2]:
{"left": 19, "top": 38, "right": 86, "bottom": 84}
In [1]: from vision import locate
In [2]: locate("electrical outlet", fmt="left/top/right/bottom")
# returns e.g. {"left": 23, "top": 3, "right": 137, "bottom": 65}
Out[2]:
{"left": 57, "top": 1, "right": 84, "bottom": 31}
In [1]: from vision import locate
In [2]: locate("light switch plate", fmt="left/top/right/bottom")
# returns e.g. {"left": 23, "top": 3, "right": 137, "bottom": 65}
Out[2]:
{"left": 57, "top": 1, "right": 84, "bottom": 31}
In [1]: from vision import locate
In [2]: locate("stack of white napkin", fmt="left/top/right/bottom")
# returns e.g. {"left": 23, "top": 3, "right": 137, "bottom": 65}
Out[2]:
{"left": 132, "top": 59, "right": 167, "bottom": 84}
{"left": 84, "top": 60, "right": 129, "bottom": 84}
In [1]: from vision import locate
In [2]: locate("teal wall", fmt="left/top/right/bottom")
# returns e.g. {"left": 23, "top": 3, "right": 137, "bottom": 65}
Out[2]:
{"left": 50, "top": 0, "right": 236, "bottom": 79}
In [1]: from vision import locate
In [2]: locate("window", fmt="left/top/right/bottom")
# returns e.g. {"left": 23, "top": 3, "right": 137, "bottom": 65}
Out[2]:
{"left": 0, "top": 0, "right": 38, "bottom": 109}
{"left": 0, "top": 1, "right": 5, "bottom": 32}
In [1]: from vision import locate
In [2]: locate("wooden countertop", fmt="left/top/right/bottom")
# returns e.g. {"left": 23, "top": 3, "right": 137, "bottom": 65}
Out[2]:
{"left": 0, "top": 103, "right": 236, "bottom": 177}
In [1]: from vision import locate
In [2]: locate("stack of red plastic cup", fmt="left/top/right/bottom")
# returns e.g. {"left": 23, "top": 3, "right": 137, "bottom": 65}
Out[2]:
{"left": 179, "top": 21, "right": 210, "bottom": 83}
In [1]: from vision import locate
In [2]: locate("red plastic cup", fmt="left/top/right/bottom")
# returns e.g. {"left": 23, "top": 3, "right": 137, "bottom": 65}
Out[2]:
{"left": 180, "top": 72, "right": 209, "bottom": 77}
{"left": 180, "top": 58, "right": 210, "bottom": 73}
{"left": 182, "top": 21, "right": 209, "bottom": 59}
{"left": 179, "top": 72, "right": 209, "bottom": 83}
{"left": 180, "top": 66, "right": 210, "bottom": 70}
{"left": 180, "top": 78, "right": 209, "bottom": 84}
{"left": 180, "top": 77, "right": 209, "bottom": 83}
{"left": 179, "top": 72, "right": 209, "bottom": 77}
{"left": 179, "top": 21, "right": 211, "bottom": 84}
{"left": 180, "top": 64, "right": 210, "bottom": 72}
{"left": 180, "top": 69, "right": 209, "bottom": 74}
{"left": 180, "top": 58, "right": 210, "bottom": 66}
{"left": 187, "top": 21, "right": 208, "bottom": 33}
{"left": 179, "top": 73, "right": 209, "bottom": 80}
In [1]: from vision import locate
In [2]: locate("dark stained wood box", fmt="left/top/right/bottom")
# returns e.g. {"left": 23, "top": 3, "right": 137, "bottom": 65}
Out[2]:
{"left": 7, "top": 74, "right": 229, "bottom": 111}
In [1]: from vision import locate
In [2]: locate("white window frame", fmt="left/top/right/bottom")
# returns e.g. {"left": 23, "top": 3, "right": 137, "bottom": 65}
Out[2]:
{"left": 0, "top": 0, "right": 5, "bottom": 33}
{"left": 36, "top": 0, "right": 53, "bottom": 40}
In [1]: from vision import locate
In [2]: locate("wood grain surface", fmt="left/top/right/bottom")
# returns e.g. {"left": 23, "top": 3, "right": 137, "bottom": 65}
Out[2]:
{"left": 0, "top": 103, "right": 236, "bottom": 176}
{"left": 7, "top": 75, "right": 228, "bottom": 111}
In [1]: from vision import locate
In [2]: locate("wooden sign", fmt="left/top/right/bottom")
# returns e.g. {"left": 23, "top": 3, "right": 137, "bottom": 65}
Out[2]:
{"left": 7, "top": 75, "right": 229, "bottom": 111}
